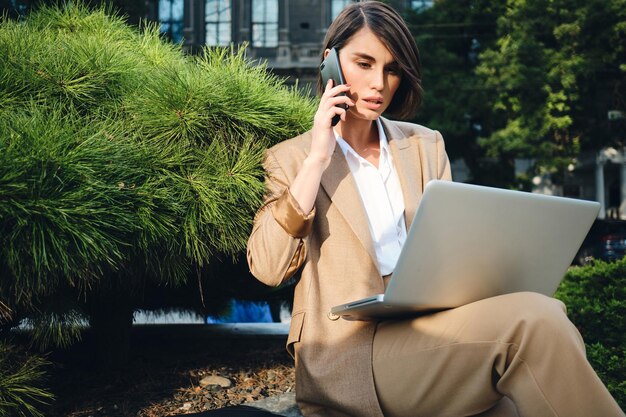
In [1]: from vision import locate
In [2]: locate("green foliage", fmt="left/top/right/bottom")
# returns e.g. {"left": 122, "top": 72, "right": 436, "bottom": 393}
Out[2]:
{"left": 405, "top": 0, "right": 512, "bottom": 186}
{"left": 0, "top": 4, "right": 142, "bottom": 114}
{"left": 0, "top": 106, "right": 171, "bottom": 296}
{"left": 0, "top": 341, "right": 54, "bottom": 417}
{"left": 476, "top": 0, "right": 625, "bottom": 177}
{"left": 555, "top": 257, "right": 626, "bottom": 408}
{"left": 25, "top": 309, "right": 85, "bottom": 351}
{"left": 405, "top": 0, "right": 625, "bottom": 187}
{"left": 0, "top": 1, "right": 315, "bottom": 354}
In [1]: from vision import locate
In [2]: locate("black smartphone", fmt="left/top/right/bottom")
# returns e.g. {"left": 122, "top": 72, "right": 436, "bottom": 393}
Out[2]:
{"left": 320, "top": 47, "right": 348, "bottom": 126}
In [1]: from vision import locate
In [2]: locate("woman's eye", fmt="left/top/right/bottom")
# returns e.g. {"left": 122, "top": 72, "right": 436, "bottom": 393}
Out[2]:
{"left": 357, "top": 62, "right": 371, "bottom": 69}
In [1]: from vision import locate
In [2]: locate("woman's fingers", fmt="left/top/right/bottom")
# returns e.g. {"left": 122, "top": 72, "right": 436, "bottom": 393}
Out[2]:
{"left": 326, "top": 94, "right": 354, "bottom": 109}
{"left": 320, "top": 85, "right": 353, "bottom": 116}
{"left": 314, "top": 81, "right": 353, "bottom": 127}
{"left": 322, "top": 82, "right": 351, "bottom": 100}
{"left": 315, "top": 101, "right": 350, "bottom": 128}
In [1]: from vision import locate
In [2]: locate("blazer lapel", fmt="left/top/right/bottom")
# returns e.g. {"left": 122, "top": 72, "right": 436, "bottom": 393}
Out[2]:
{"left": 381, "top": 117, "right": 423, "bottom": 231}
{"left": 316, "top": 117, "right": 426, "bottom": 268}
{"left": 319, "top": 145, "right": 379, "bottom": 270}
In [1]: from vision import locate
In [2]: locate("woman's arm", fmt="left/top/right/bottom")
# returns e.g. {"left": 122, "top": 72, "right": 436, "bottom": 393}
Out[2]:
{"left": 246, "top": 150, "right": 314, "bottom": 287}
{"left": 246, "top": 81, "right": 353, "bottom": 287}
{"left": 289, "top": 80, "right": 353, "bottom": 214}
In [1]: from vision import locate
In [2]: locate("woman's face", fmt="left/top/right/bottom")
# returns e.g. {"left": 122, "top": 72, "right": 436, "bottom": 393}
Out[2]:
{"left": 331, "top": 27, "right": 402, "bottom": 122}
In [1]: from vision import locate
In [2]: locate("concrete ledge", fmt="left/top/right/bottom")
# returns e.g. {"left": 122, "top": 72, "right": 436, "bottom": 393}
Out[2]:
{"left": 131, "top": 323, "right": 289, "bottom": 340}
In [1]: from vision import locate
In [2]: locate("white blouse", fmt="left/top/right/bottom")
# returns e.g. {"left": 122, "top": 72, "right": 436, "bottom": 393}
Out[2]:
{"left": 335, "top": 119, "right": 407, "bottom": 275}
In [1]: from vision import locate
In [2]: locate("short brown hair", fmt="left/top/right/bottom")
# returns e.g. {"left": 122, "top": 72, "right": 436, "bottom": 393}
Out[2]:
{"left": 317, "top": 1, "right": 422, "bottom": 120}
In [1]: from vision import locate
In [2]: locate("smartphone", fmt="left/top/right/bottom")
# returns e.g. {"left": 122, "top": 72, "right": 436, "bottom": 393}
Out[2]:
{"left": 320, "top": 47, "right": 348, "bottom": 126}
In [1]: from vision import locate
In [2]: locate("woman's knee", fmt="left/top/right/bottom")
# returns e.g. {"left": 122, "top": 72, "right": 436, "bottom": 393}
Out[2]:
{"left": 493, "top": 292, "right": 582, "bottom": 349}
{"left": 499, "top": 291, "right": 566, "bottom": 318}
{"left": 464, "top": 292, "right": 566, "bottom": 329}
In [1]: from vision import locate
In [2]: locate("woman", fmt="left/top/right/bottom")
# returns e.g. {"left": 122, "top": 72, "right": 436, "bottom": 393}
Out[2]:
{"left": 247, "top": 2, "right": 624, "bottom": 417}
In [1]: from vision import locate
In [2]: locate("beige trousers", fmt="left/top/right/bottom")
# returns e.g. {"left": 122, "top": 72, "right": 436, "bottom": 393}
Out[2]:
{"left": 372, "top": 292, "right": 625, "bottom": 417}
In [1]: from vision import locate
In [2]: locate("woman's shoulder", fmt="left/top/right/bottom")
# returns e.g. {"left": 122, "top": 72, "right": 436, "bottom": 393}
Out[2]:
{"left": 267, "top": 130, "right": 312, "bottom": 159}
{"left": 381, "top": 118, "right": 443, "bottom": 144}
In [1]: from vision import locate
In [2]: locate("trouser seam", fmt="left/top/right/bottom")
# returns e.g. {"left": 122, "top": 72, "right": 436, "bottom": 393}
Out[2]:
{"left": 509, "top": 353, "right": 560, "bottom": 417}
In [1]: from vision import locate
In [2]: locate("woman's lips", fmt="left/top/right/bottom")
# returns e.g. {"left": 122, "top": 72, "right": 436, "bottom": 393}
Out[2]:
{"left": 362, "top": 97, "right": 384, "bottom": 110}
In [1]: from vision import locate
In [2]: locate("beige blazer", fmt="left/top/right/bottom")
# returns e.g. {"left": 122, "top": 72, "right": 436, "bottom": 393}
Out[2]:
{"left": 247, "top": 117, "right": 452, "bottom": 417}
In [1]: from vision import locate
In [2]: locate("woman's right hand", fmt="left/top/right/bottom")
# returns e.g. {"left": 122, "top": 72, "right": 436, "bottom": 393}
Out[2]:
{"left": 308, "top": 80, "right": 354, "bottom": 169}
{"left": 288, "top": 80, "right": 353, "bottom": 215}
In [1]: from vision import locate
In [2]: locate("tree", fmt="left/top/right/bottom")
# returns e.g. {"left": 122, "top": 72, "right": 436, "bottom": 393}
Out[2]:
{"left": 476, "top": 0, "right": 626, "bottom": 183}
{"left": 405, "top": 0, "right": 626, "bottom": 188}
{"left": 405, "top": 0, "right": 511, "bottom": 186}
{"left": 0, "top": 2, "right": 315, "bottom": 369}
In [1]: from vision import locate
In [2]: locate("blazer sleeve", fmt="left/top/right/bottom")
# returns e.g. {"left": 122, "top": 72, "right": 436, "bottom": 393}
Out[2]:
{"left": 436, "top": 130, "right": 453, "bottom": 181}
{"left": 246, "top": 148, "right": 314, "bottom": 287}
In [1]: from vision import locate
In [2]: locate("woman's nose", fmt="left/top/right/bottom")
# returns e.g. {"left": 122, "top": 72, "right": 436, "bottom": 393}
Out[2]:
{"left": 371, "top": 70, "right": 385, "bottom": 91}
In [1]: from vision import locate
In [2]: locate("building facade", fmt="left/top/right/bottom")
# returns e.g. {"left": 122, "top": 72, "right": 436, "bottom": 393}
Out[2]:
{"left": 149, "top": 0, "right": 431, "bottom": 91}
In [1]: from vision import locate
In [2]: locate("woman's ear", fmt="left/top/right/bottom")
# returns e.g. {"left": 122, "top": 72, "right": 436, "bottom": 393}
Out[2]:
{"left": 323, "top": 48, "right": 331, "bottom": 59}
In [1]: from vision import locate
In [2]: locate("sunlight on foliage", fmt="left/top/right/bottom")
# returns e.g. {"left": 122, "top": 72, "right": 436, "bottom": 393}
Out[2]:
{"left": 0, "top": 2, "right": 315, "bottom": 403}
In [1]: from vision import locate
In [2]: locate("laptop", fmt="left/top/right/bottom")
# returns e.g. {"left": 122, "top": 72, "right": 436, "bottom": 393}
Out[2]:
{"left": 330, "top": 180, "right": 601, "bottom": 320}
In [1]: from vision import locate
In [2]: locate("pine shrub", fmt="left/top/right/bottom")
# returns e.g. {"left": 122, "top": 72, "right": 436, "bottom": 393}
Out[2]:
{"left": 0, "top": 0, "right": 315, "bottom": 368}
{"left": 555, "top": 257, "right": 626, "bottom": 409}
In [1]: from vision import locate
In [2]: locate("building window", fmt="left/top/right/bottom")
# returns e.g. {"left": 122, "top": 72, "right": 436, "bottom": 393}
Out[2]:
{"left": 330, "top": 0, "right": 354, "bottom": 22}
{"left": 252, "top": 0, "right": 279, "bottom": 48}
{"left": 411, "top": 0, "right": 434, "bottom": 11}
{"left": 159, "top": 0, "right": 184, "bottom": 43}
{"left": 205, "top": 0, "right": 232, "bottom": 46}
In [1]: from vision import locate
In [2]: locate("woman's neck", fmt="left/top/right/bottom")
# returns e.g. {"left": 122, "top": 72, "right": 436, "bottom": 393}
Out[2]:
{"left": 335, "top": 118, "right": 380, "bottom": 165}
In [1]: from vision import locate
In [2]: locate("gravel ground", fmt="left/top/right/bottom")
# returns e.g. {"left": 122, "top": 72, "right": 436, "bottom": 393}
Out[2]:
{"left": 46, "top": 328, "right": 295, "bottom": 417}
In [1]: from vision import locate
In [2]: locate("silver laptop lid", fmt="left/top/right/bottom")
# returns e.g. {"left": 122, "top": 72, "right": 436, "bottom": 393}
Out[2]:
{"left": 385, "top": 180, "right": 600, "bottom": 310}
